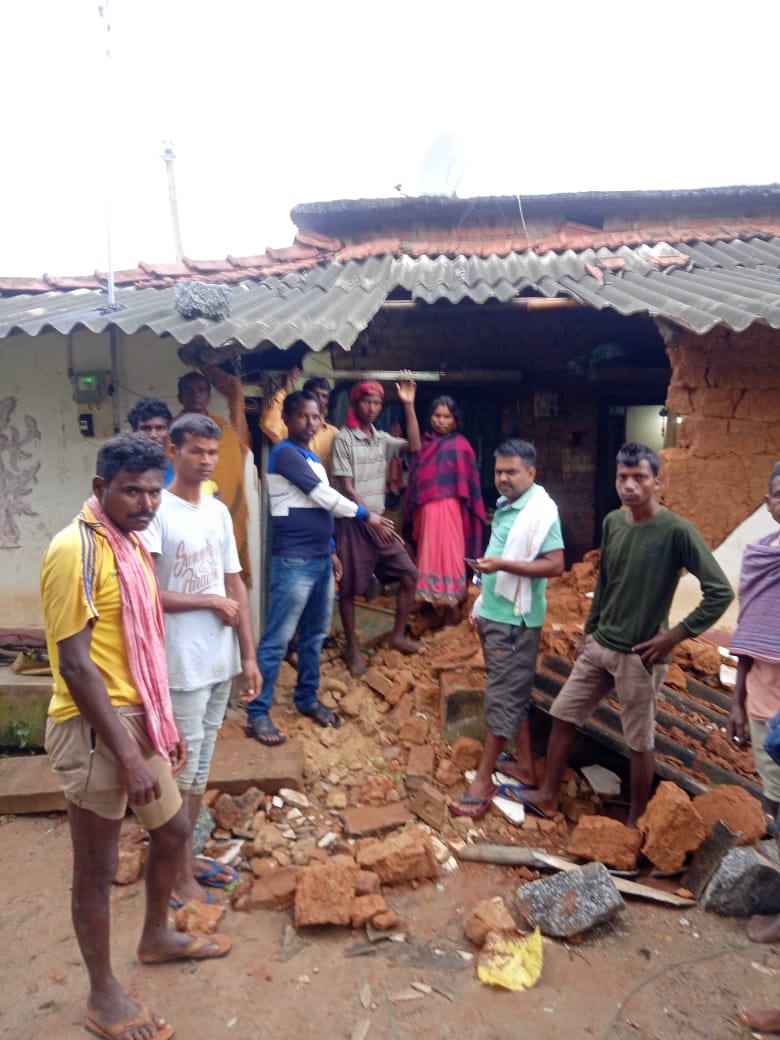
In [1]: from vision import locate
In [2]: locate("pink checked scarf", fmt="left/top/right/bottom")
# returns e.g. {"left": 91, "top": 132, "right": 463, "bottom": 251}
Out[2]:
{"left": 81, "top": 496, "right": 179, "bottom": 757}
{"left": 730, "top": 531, "right": 780, "bottom": 663}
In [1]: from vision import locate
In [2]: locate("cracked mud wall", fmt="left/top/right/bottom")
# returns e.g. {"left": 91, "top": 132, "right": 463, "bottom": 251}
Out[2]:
{"left": 661, "top": 323, "right": 780, "bottom": 548}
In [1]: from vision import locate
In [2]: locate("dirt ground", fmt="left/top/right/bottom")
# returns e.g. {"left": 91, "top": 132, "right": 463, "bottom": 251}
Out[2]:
{"left": 1, "top": 812, "right": 778, "bottom": 1040}
{"left": 1, "top": 583, "right": 776, "bottom": 1040}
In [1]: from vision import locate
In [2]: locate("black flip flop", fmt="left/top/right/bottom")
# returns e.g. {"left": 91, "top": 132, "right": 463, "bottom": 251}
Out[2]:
{"left": 245, "top": 716, "right": 286, "bottom": 746}
{"left": 299, "top": 700, "right": 341, "bottom": 728}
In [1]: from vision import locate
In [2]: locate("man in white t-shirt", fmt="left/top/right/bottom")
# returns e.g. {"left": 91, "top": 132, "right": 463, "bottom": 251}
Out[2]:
{"left": 142, "top": 413, "right": 261, "bottom": 906}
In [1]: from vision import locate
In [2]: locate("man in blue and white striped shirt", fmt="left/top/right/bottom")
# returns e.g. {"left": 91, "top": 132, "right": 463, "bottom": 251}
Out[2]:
{"left": 244, "top": 391, "right": 394, "bottom": 746}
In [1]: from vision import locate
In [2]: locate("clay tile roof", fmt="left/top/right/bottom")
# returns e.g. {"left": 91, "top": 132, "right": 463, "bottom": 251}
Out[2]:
{"left": 44, "top": 274, "right": 102, "bottom": 290}
{"left": 227, "top": 253, "right": 279, "bottom": 269}
{"left": 138, "top": 261, "right": 193, "bottom": 278}
{"left": 182, "top": 257, "right": 235, "bottom": 274}
{"left": 95, "top": 268, "right": 148, "bottom": 285}
{"left": 0, "top": 276, "right": 51, "bottom": 294}
{"left": 265, "top": 243, "right": 320, "bottom": 263}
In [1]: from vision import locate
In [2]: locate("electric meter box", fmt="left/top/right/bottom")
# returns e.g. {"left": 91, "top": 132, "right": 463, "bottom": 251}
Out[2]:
{"left": 72, "top": 372, "right": 104, "bottom": 404}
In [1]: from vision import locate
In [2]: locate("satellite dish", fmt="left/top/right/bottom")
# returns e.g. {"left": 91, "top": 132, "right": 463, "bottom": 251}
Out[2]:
{"left": 419, "top": 134, "right": 466, "bottom": 197}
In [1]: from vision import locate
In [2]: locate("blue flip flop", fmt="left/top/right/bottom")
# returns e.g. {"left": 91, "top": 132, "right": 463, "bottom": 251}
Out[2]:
{"left": 496, "top": 783, "right": 550, "bottom": 818}
{"left": 194, "top": 858, "right": 239, "bottom": 888}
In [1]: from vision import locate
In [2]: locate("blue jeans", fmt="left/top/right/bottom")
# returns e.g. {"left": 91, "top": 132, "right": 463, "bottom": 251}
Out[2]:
{"left": 249, "top": 555, "right": 334, "bottom": 721}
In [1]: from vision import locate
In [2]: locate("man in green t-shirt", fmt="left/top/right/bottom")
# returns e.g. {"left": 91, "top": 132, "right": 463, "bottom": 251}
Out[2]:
{"left": 451, "top": 439, "right": 564, "bottom": 818}
{"left": 522, "top": 441, "right": 733, "bottom": 826}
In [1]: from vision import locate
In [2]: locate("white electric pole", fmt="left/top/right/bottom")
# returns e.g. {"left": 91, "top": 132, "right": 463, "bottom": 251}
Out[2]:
{"left": 161, "top": 141, "right": 184, "bottom": 262}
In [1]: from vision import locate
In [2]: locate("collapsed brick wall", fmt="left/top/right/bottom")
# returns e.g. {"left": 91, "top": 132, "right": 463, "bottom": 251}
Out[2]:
{"left": 662, "top": 323, "right": 780, "bottom": 546}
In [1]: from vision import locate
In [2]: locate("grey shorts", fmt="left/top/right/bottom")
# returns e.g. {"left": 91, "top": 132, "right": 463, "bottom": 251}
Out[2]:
{"left": 550, "top": 634, "right": 667, "bottom": 752}
{"left": 749, "top": 717, "right": 780, "bottom": 803}
{"left": 478, "top": 618, "right": 541, "bottom": 739}
{"left": 45, "top": 708, "right": 182, "bottom": 828}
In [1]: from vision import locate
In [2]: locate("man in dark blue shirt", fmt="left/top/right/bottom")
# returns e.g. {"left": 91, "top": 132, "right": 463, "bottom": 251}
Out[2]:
{"left": 245, "top": 391, "right": 393, "bottom": 746}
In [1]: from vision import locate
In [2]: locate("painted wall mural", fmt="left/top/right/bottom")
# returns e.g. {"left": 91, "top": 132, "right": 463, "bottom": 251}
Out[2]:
{"left": 0, "top": 396, "right": 41, "bottom": 548}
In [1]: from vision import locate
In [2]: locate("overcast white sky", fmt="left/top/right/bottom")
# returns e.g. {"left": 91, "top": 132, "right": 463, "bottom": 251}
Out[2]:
{"left": 2, "top": 0, "right": 777, "bottom": 276}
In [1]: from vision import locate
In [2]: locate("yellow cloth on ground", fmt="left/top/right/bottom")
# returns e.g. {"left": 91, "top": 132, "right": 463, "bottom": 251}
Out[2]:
{"left": 477, "top": 927, "right": 543, "bottom": 991}
{"left": 40, "top": 507, "right": 156, "bottom": 722}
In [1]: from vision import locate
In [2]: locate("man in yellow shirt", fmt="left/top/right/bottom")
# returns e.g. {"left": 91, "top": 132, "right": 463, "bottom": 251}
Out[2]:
{"left": 260, "top": 367, "right": 339, "bottom": 474}
{"left": 41, "top": 433, "right": 230, "bottom": 1040}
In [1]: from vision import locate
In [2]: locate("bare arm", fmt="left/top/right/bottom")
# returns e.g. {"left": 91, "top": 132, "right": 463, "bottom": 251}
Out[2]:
{"left": 335, "top": 473, "right": 368, "bottom": 509}
{"left": 160, "top": 588, "right": 240, "bottom": 625}
{"left": 396, "top": 375, "right": 421, "bottom": 453}
{"left": 200, "top": 362, "right": 251, "bottom": 453}
{"left": 472, "top": 549, "right": 565, "bottom": 578}
{"left": 225, "top": 571, "right": 262, "bottom": 698}
{"left": 727, "top": 655, "right": 753, "bottom": 744}
{"left": 58, "top": 625, "right": 185, "bottom": 801}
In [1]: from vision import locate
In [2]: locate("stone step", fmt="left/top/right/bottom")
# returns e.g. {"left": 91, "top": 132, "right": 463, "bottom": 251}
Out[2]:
{"left": 0, "top": 734, "right": 305, "bottom": 815}
{"left": 0, "top": 666, "right": 51, "bottom": 749}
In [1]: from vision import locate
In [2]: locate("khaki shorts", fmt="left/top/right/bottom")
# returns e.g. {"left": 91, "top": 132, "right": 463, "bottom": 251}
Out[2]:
{"left": 550, "top": 634, "right": 667, "bottom": 752}
{"left": 45, "top": 708, "right": 182, "bottom": 829}
{"left": 749, "top": 717, "right": 780, "bottom": 803}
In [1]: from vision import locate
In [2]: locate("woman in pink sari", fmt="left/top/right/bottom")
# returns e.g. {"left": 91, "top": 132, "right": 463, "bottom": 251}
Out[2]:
{"left": 404, "top": 396, "right": 486, "bottom": 617}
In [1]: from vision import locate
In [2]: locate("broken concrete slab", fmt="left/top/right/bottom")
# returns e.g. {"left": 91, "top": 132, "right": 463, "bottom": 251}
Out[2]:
{"left": 208, "top": 737, "right": 304, "bottom": 795}
{"left": 516, "top": 860, "right": 625, "bottom": 938}
{"left": 0, "top": 753, "right": 65, "bottom": 813}
{"left": 683, "top": 820, "right": 741, "bottom": 899}
{"left": 341, "top": 802, "right": 413, "bottom": 837}
{"left": 700, "top": 846, "right": 780, "bottom": 917}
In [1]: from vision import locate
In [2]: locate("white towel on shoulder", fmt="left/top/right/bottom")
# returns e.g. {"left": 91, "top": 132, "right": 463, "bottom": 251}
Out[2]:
{"left": 493, "top": 484, "right": 559, "bottom": 617}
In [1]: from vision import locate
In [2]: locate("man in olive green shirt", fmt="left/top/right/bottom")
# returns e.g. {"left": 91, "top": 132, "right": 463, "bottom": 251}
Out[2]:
{"left": 523, "top": 441, "right": 733, "bottom": 826}
{"left": 451, "top": 440, "right": 564, "bottom": 818}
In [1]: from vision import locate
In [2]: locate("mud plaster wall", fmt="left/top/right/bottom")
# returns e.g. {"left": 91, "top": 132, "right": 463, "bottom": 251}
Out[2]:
{"left": 662, "top": 324, "right": 780, "bottom": 547}
{"left": 1, "top": 329, "right": 260, "bottom": 628}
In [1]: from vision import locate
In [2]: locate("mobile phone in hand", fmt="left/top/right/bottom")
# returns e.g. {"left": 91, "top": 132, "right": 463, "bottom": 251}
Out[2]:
{"left": 464, "top": 557, "right": 479, "bottom": 566}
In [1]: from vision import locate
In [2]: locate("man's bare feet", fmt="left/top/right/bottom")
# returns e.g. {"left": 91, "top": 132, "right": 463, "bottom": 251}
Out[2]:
{"left": 496, "top": 754, "right": 536, "bottom": 788}
{"left": 747, "top": 912, "right": 780, "bottom": 943}
{"left": 515, "top": 786, "right": 558, "bottom": 817}
{"left": 86, "top": 988, "right": 168, "bottom": 1040}
{"left": 740, "top": 1006, "right": 780, "bottom": 1033}
{"left": 345, "top": 646, "right": 367, "bottom": 677}
{"left": 137, "top": 930, "right": 230, "bottom": 965}
{"left": 390, "top": 635, "right": 423, "bottom": 655}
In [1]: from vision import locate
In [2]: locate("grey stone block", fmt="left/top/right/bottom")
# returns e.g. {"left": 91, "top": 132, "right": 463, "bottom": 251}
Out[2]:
{"left": 192, "top": 805, "right": 216, "bottom": 855}
{"left": 701, "top": 846, "right": 780, "bottom": 917}
{"left": 175, "top": 281, "right": 232, "bottom": 321}
{"left": 515, "top": 861, "right": 625, "bottom": 939}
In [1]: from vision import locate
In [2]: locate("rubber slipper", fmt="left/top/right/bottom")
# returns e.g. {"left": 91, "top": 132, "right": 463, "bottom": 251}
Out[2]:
{"left": 449, "top": 787, "right": 498, "bottom": 819}
{"left": 169, "top": 891, "right": 216, "bottom": 910}
{"left": 194, "top": 858, "right": 239, "bottom": 888}
{"left": 85, "top": 1003, "right": 175, "bottom": 1040}
{"left": 496, "top": 783, "right": 551, "bottom": 818}
{"left": 299, "top": 700, "right": 341, "bottom": 728}
{"left": 138, "top": 932, "right": 232, "bottom": 965}
{"left": 245, "top": 716, "right": 286, "bottom": 746}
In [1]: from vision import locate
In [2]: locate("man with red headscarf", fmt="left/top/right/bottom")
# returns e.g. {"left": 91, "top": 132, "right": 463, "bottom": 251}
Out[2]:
{"left": 332, "top": 375, "right": 422, "bottom": 676}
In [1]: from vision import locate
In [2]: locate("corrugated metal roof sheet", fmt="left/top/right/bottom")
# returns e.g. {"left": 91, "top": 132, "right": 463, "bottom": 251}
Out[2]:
{"left": 2, "top": 238, "right": 779, "bottom": 347}
{"left": 0, "top": 257, "right": 399, "bottom": 351}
